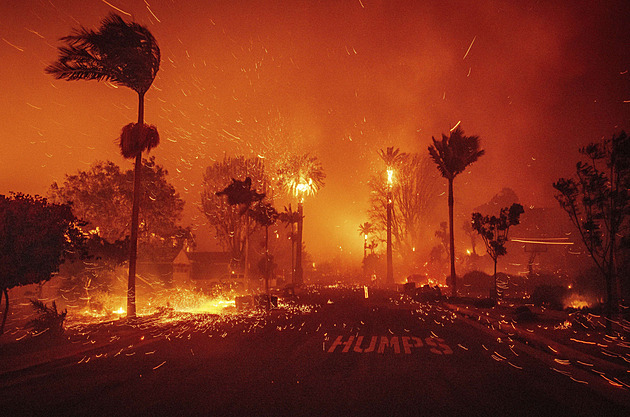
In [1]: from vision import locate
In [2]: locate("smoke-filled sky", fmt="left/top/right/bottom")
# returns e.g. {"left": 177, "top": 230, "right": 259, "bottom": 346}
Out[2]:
{"left": 1, "top": 0, "right": 628, "bottom": 260}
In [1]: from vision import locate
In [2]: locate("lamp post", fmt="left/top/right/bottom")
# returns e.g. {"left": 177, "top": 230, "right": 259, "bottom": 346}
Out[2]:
{"left": 386, "top": 168, "right": 394, "bottom": 286}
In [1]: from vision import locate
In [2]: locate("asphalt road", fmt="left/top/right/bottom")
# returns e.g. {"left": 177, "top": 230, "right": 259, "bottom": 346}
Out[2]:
{"left": 1, "top": 287, "right": 629, "bottom": 417}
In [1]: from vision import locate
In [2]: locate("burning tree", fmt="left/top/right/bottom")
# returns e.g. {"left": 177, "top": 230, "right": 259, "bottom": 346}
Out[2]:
{"left": 471, "top": 203, "right": 524, "bottom": 300}
{"left": 554, "top": 131, "right": 630, "bottom": 324}
{"left": 368, "top": 153, "right": 441, "bottom": 270}
{"left": 0, "top": 193, "right": 86, "bottom": 334}
{"left": 46, "top": 13, "right": 161, "bottom": 318}
{"left": 276, "top": 153, "right": 325, "bottom": 286}
{"left": 428, "top": 126, "right": 485, "bottom": 296}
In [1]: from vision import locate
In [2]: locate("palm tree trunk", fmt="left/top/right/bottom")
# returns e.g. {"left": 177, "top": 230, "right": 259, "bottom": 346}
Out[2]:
{"left": 295, "top": 202, "right": 304, "bottom": 286}
{"left": 127, "top": 92, "right": 145, "bottom": 319}
{"left": 493, "top": 258, "right": 498, "bottom": 300}
{"left": 265, "top": 224, "right": 270, "bottom": 310}
{"left": 386, "top": 189, "right": 393, "bottom": 285}
{"left": 448, "top": 178, "right": 456, "bottom": 297}
{"left": 1, "top": 288, "right": 8, "bottom": 335}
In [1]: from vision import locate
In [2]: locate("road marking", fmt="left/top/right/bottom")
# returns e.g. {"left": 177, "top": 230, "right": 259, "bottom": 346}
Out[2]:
{"left": 327, "top": 335, "right": 453, "bottom": 355}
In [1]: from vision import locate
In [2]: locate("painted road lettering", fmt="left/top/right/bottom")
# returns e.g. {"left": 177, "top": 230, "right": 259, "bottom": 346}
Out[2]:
{"left": 327, "top": 335, "right": 452, "bottom": 355}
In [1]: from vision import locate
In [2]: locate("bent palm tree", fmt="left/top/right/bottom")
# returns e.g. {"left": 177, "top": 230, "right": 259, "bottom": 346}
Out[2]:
{"left": 47, "top": 13, "right": 161, "bottom": 318}
{"left": 378, "top": 147, "right": 407, "bottom": 285}
{"left": 428, "top": 126, "right": 484, "bottom": 296}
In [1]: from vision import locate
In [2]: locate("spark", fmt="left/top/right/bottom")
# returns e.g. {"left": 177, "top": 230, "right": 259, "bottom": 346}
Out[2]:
{"left": 25, "top": 28, "right": 44, "bottom": 39}
{"left": 462, "top": 35, "right": 476, "bottom": 60}
{"left": 101, "top": 0, "right": 131, "bottom": 16}
{"left": 2, "top": 38, "right": 24, "bottom": 51}
{"left": 449, "top": 121, "right": 461, "bottom": 132}
{"left": 145, "top": 1, "right": 161, "bottom": 22}
{"left": 153, "top": 361, "right": 167, "bottom": 370}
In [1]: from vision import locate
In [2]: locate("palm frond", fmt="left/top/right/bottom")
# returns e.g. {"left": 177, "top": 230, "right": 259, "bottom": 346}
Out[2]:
{"left": 119, "top": 123, "right": 160, "bottom": 159}
{"left": 47, "top": 13, "right": 160, "bottom": 94}
{"left": 427, "top": 125, "right": 484, "bottom": 179}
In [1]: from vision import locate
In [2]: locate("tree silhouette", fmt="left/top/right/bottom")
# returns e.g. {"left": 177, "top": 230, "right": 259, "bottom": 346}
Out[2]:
{"left": 46, "top": 13, "right": 161, "bottom": 318}
{"left": 0, "top": 193, "right": 85, "bottom": 334}
{"left": 249, "top": 200, "right": 278, "bottom": 308}
{"left": 472, "top": 203, "right": 524, "bottom": 300}
{"left": 278, "top": 205, "right": 303, "bottom": 283}
{"left": 216, "top": 177, "right": 266, "bottom": 280}
{"left": 554, "top": 131, "right": 630, "bottom": 327}
{"left": 428, "top": 126, "right": 484, "bottom": 296}
{"left": 202, "top": 156, "right": 268, "bottom": 262}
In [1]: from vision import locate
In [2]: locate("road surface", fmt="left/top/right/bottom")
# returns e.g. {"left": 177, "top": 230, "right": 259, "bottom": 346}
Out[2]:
{"left": 1, "top": 287, "right": 629, "bottom": 416}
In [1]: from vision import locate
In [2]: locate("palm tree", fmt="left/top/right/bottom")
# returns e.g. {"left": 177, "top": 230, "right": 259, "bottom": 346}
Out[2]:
{"left": 278, "top": 205, "right": 302, "bottom": 284}
{"left": 46, "top": 13, "right": 161, "bottom": 318}
{"left": 358, "top": 222, "right": 374, "bottom": 264}
{"left": 277, "top": 154, "right": 325, "bottom": 286}
{"left": 428, "top": 126, "right": 484, "bottom": 296}
{"left": 378, "top": 147, "right": 407, "bottom": 285}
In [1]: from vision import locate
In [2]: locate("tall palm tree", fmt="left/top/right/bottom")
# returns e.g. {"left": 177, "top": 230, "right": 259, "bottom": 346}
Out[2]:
{"left": 378, "top": 147, "right": 407, "bottom": 285}
{"left": 46, "top": 13, "right": 161, "bottom": 318}
{"left": 277, "top": 154, "right": 325, "bottom": 286}
{"left": 428, "top": 126, "right": 484, "bottom": 296}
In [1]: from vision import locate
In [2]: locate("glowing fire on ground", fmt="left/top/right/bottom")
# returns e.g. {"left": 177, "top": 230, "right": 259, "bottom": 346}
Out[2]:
{"left": 563, "top": 293, "right": 595, "bottom": 310}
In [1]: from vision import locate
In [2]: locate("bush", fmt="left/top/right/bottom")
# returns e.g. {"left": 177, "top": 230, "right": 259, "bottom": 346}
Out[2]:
{"left": 27, "top": 299, "right": 67, "bottom": 336}
{"left": 531, "top": 285, "right": 567, "bottom": 310}
{"left": 473, "top": 298, "right": 496, "bottom": 308}
{"left": 513, "top": 305, "right": 536, "bottom": 322}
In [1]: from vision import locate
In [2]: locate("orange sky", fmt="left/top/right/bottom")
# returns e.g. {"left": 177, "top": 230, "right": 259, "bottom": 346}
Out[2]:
{"left": 0, "top": 0, "right": 628, "bottom": 261}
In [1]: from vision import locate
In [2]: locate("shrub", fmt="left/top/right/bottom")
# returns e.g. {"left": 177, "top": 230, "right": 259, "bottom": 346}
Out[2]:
{"left": 531, "top": 285, "right": 567, "bottom": 310}
{"left": 27, "top": 300, "right": 67, "bottom": 336}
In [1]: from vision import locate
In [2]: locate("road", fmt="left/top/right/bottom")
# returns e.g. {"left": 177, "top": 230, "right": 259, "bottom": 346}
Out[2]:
{"left": 1, "top": 286, "right": 629, "bottom": 416}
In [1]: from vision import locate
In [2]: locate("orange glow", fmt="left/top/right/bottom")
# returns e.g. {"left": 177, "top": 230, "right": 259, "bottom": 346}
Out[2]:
{"left": 0, "top": 1, "right": 627, "bottom": 264}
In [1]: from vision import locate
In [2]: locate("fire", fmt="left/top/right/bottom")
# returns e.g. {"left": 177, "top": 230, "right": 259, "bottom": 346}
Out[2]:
{"left": 563, "top": 293, "right": 594, "bottom": 310}
{"left": 113, "top": 307, "right": 125, "bottom": 315}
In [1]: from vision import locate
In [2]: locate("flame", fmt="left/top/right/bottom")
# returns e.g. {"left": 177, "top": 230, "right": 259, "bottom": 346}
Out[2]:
{"left": 563, "top": 293, "right": 594, "bottom": 310}
{"left": 113, "top": 307, "right": 125, "bottom": 315}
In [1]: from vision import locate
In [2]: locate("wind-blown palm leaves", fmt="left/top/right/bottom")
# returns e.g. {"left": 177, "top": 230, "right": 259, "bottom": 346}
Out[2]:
{"left": 428, "top": 127, "right": 484, "bottom": 181}
{"left": 428, "top": 126, "right": 484, "bottom": 296}
{"left": 45, "top": 13, "right": 160, "bottom": 95}
{"left": 46, "top": 13, "right": 161, "bottom": 318}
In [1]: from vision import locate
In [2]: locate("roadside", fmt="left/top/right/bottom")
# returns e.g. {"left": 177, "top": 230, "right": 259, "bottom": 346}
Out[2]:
{"left": 443, "top": 298, "right": 630, "bottom": 390}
